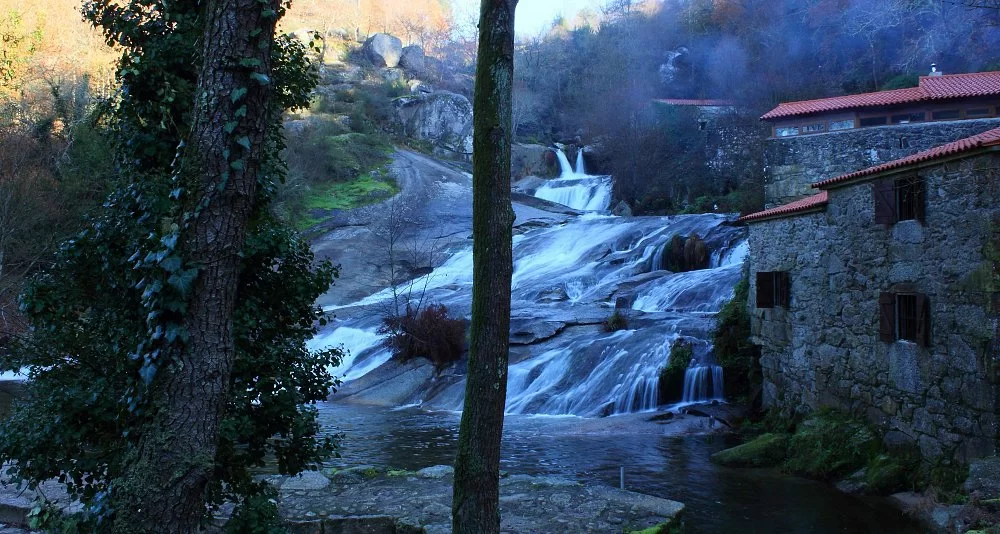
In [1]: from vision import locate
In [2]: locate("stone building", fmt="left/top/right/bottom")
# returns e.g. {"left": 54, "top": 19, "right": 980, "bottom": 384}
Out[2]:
{"left": 761, "top": 70, "right": 1000, "bottom": 206}
{"left": 740, "top": 127, "right": 1000, "bottom": 462}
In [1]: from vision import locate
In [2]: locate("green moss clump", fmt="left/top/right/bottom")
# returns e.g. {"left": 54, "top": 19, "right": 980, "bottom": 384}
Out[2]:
{"left": 711, "top": 432, "right": 790, "bottom": 468}
{"left": 602, "top": 309, "right": 629, "bottom": 332}
{"left": 712, "top": 276, "right": 761, "bottom": 404}
{"left": 865, "top": 453, "right": 918, "bottom": 494}
{"left": 658, "top": 339, "right": 693, "bottom": 404}
{"left": 628, "top": 517, "right": 682, "bottom": 534}
{"left": 783, "top": 409, "right": 880, "bottom": 480}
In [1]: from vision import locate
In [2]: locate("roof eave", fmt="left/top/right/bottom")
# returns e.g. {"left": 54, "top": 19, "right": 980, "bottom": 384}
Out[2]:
{"left": 812, "top": 145, "right": 1000, "bottom": 191}
{"left": 740, "top": 204, "right": 828, "bottom": 225}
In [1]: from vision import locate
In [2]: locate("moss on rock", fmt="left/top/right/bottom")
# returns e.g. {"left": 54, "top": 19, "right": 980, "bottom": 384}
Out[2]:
{"left": 710, "top": 432, "right": 790, "bottom": 468}
{"left": 782, "top": 409, "right": 879, "bottom": 480}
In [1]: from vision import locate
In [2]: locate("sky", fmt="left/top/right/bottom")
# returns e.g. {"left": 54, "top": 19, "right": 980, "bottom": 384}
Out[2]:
{"left": 451, "top": 0, "right": 606, "bottom": 38}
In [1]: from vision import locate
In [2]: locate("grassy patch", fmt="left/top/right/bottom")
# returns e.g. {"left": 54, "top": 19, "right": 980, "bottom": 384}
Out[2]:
{"left": 711, "top": 432, "right": 790, "bottom": 468}
{"left": 304, "top": 173, "right": 398, "bottom": 211}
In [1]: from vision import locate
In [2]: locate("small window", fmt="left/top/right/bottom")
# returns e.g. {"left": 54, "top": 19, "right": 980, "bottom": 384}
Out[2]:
{"left": 879, "top": 292, "right": 930, "bottom": 346}
{"left": 776, "top": 126, "right": 800, "bottom": 137}
{"left": 860, "top": 116, "right": 888, "bottom": 127}
{"left": 891, "top": 112, "right": 925, "bottom": 124}
{"left": 873, "top": 175, "right": 925, "bottom": 224}
{"left": 932, "top": 109, "right": 960, "bottom": 120}
{"left": 967, "top": 107, "right": 991, "bottom": 118}
{"left": 802, "top": 123, "right": 826, "bottom": 134}
{"left": 829, "top": 120, "right": 855, "bottom": 131}
{"left": 756, "top": 271, "right": 790, "bottom": 309}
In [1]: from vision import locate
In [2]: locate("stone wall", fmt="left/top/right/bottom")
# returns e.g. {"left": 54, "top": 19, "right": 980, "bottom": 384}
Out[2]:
{"left": 764, "top": 118, "right": 1000, "bottom": 206}
{"left": 748, "top": 152, "right": 1000, "bottom": 463}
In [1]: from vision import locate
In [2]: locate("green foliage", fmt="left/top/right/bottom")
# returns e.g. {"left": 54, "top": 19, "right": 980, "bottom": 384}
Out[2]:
{"left": 782, "top": 409, "right": 880, "bottom": 480}
{"left": 865, "top": 453, "right": 919, "bottom": 495}
{"left": 627, "top": 518, "right": 682, "bottom": 534}
{"left": 710, "top": 432, "right": 791, "bottom": 468}
{"left": 713, "top": 275, "right": 760, "bottom": 404}
{"left": 224, "top": 483, "right": 285, "bottom": 534}
{"left": 881, "top": 74, "right": 920, "bottom": 90}
{"left": 380, "top": 304, "right": 467, "bottom": 370}
{"left": 602, "top": 309, "right": 630, "bottom": 332}
{"left": 0, "top": 0, "right": 342, "bottom": 528}
{"left": 658, "top": 338, "right": 692, "bottom": 404}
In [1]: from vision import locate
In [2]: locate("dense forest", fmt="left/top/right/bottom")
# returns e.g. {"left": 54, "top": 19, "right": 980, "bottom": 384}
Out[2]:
{"left": 3, "top": 0, "right": 999, "bottom": 334}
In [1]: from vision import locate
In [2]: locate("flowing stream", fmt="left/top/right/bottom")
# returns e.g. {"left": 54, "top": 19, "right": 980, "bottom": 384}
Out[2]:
{"left": 308, "top": 161, "right": 919, "bottom": 532}
{"left": 532, "top": 148, "right": 613, "bottom": 211}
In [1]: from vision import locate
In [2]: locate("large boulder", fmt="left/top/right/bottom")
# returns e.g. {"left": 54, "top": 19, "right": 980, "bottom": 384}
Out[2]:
{"left": 400, "top": 45, "right": 426, "bottom": 73}
{"left": 394, "top": 91, "right": 474, "bottom": 159}
{"left": 511, "top": 143, "right": 556, "bottom": 179}
{"left": 364, "top": 33, "right": 403, "bottom": 68}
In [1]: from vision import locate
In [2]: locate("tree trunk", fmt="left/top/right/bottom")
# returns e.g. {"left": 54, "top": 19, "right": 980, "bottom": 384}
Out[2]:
{"left": 451, "top": 1, "right": 517, "bottom": 533}
{"left": 113, "top": 1, "right": 279, "bottom": 531}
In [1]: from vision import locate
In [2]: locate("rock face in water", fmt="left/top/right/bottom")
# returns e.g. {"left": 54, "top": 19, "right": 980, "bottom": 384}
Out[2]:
{"left": 363, "top": 33, "right": 403, "bottom": 68}
{"left": 393, "top": 92, "right": 473, "bottom": 158}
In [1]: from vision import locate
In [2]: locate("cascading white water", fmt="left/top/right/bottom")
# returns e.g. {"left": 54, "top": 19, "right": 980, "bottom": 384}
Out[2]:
{"left": 533, "top": 148, "right": 612, "bottom": 211}
{"left": 317, "top": 212, "right": 747, "bottom": 416}
{"left": 575, "top": 149, "right": 586, "bottom": 175}
{"left": 682, "top": 365, "right": 725, "bottom": 403}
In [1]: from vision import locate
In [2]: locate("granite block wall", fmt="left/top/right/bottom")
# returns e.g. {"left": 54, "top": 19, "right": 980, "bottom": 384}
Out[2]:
{"left": 748, "top": 152, "right": 1000, "bottom": 462}
{"left": 764, "top": 118, "right": 1000, "bottom": 207}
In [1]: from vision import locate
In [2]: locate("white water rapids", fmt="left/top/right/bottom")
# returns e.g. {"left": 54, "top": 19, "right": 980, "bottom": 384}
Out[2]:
{"left": 532, "top": 149, "right": 613, "bottom": 211}
{"left": 310, "top": 162, "right": 747, "bottom": 416}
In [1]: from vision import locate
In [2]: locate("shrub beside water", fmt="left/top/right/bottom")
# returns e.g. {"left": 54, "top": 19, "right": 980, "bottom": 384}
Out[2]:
{"left": 712, "top": 275, "right": 761, "bottom": 404}
{"left": 380, "top": 304, "right": 467, "bottom": 370}
{"left": 657, "top": 338, "right": 692, "bottom": 404}
{"left": 602, "top": 309, "right": 629, "bottom": 332}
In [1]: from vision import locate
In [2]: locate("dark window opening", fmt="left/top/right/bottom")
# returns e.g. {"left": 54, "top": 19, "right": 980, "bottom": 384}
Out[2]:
{"left": 874, "top": 175, "right": 925, "bottom": 224}
{"left": 967, "top": 107, "right": 991, "bottom": 118}
{"left": 880, "top": 292, "right": 930, "bottom": 346}
{"left": 932, "top": 109, "right": 960, "bottom": 120}
{"left": 802, "top": 123, "right": 826, "bottom": 133}
{"left": 756, "top": 271, "right": 790, "bottom": 309}
{"left": 860, "top": 116, "right": 888, "bottom": 127}
{"left": 891, "top": 113, "right": 925, "bottom": 124}
{"left": 899, "top": 136, "right": 909, "bottom": 149}
{"left": 698, "top": 120, "right": 707, "bottom": 131}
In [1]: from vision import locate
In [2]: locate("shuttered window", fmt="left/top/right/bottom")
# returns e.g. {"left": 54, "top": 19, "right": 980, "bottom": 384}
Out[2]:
{"left": 873, "top": 175, "right": 924, "bottom": 225}
{"left": 879, "top": 291, "right": 930, "bottom": 346}
{"left": 756, "top": 271, "right": 790, "bottom": 309}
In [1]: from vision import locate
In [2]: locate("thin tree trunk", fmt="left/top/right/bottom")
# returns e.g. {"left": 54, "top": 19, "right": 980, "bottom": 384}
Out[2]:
{"left": 113, "top": 1, "right": 278, "bottom": 531}
{"left": 451, "top": 1, "right": 517, "bottom": 533}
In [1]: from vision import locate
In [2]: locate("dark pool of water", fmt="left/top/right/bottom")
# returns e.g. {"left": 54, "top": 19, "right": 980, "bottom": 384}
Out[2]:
{"left": 316, "top": 403, "right": 921, "bottom": 533}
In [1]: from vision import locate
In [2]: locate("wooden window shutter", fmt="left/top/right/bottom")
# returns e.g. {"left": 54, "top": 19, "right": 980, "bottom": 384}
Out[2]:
{"left": 913, "top": 177, "right": 926, "bottom": 223}
{"left": 776, "top": 271, "right": 791, "bottom": 307}
{"left": 873, "top": 179, "right": 896, "bottom": 225}
{"left": 879, "top": 292, "right": 896, "bottom": 343}
{"left": 915, "top": 293, "right": 931, "bottom": 347}
{"left": 756, "top": 272, "right": 775, "bottom": 309}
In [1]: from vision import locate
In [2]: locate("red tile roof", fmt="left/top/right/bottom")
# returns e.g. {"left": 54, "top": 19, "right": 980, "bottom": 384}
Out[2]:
{"left": 738, "top": 191, "right": 829, "bottom": 223}
{"left": 761, "top": 71, "right": 1000, "bottom": 120}
{"left": 655, "top": 99, "right": 735, "bottom": 107}
{"left": 812, "top": 127, "right": 1000, "bottom": 189}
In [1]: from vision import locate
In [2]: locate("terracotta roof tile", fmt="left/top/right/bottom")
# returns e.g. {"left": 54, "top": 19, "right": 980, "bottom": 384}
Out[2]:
{"left": 738, "top": 191, "right": 829, "bottom": 223}
{"left": 761, "top": 71, "right": 1000, "bottom": 120}
{"left": 812, "top": 127, "right": 1000, "bottom": 189}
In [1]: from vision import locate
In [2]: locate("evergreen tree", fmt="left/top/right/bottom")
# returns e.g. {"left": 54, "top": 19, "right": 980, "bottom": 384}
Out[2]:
{"left": 0, "top": 0, "right": 341, "bottom": 530}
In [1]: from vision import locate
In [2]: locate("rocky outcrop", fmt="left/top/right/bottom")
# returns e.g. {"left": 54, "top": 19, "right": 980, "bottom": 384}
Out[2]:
{"left": 363, "top": 33, "right": 403, "bottom": 68}
{"left": 393, "top": 91, "right": 473, "bottom": 158}
{"left": 511, "top": 143, "right": 557, "bottom": 179}
{"left": 400, "top": 45, "right": 426, "bottom": 73}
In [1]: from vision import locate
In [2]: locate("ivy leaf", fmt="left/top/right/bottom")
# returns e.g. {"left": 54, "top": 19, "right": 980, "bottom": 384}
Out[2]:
{"left": 224, "top": 121, "right": 238, "bottom": 134}
{"left": 235, "top": 136, "right": 251, "bottom": 150}
{"left": 167, "top": 268, "right": 199, "bottom": 299}
{"left": 160, "top": 255, "right": 182, "bottom": 273}
{"left": 230, "top": 87, "right": 248, "bottom": 103}
{"left": 251, "top": 72, "right": 270, "bottom": 85}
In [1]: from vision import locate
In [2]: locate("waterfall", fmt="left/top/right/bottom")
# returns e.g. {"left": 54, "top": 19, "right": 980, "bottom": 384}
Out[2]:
{"left": 575, "top": 149, "right": 586, "bottom": 175}
{"left": 533, "top": 148, "right": 612, "bottom": 211}
{"left": 555, "top": 149, "right": 574, "bottom": 177}
{"left": 681, "top": 365, "right": 725, "bottom": 403}
{"left": 317, "top": 212, "right": 748, "bottom": 416}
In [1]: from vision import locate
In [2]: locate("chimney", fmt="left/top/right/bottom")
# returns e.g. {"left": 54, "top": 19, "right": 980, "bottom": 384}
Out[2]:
{"left": 929, "top": 63, "right": 943, "bottom": 76}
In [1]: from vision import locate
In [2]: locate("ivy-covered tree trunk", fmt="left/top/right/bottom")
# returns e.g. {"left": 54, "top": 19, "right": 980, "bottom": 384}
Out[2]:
{"left": 451, "top": 1, "right": 517, "bottom": 533}
{"left": 114, "top": 1, "right": 280, "bottom": 531}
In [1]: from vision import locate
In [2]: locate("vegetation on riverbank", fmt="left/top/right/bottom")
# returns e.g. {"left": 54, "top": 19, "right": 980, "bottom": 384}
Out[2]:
{"left": 712, "top": 276, "right": 761, "bottom": 405}
{"left": 658, "top": 338, "right": 692, "bottom": 404}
